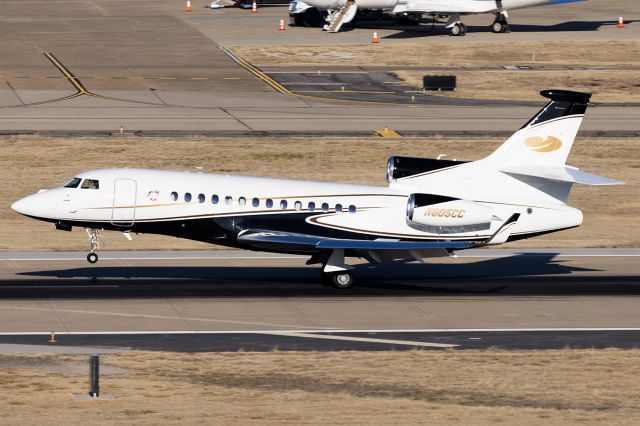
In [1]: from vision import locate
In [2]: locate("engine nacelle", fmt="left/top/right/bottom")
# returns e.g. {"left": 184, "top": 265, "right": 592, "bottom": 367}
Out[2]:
{"left": 406, "top": 194, "right": 493, "bottom": 234}
{"left": 386, "top": 156, "right": 466, "bottom": 183}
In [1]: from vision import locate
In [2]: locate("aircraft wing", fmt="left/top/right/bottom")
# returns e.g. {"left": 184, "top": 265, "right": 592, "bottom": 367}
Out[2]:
{"left": 237, "top": 229, "right": 478, "bottom": 252}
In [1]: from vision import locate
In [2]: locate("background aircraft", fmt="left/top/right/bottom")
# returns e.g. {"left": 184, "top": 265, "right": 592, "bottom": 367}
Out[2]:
{"left": 12, "top": 90, "right": 619, "bottom": 289}
{"left": 290, "top": 0, "right": 586, "bottom": 34}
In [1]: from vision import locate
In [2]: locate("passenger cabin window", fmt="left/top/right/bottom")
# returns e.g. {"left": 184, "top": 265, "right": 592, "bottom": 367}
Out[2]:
{"left": 321, "top": 203, "right": 329, "bottom": 213}
{"left": 81, "top": 179, "right": 99, "bottom": 189}
{"left": 225, "top": 196, "right": 232, "bottom": 205}
{"left": 171, "top": 192, "right": 178, "bottom": 201}
{"left": 184, "top": 193, "right": 192, "bottom": 202}
{"left": 211, "top": 195, "right": 219, "bottom": 204}
{"left": 308, "top": 202, "right": 316, "bottom": 211}
{"left": 280, "top": 200, "right": 288, "bottom": 210}
{"left": 335, "top": 204, "right": 343, "bottom": 213}
{"left": 198, "top": 194, "right": 205, "bottom": 203}
{"left": 63, "top": 177, "right": 82, "bottom": 188}
{"left": 238, "top": 197, "right": 246, "bottom": 206}
{"left": 266, "top": 199, "right": 273, "bottom": 208}
{"left": 252, "top": 198, "right": 260, "bottom": 208}
{"left": 349, "top": 205, "right": 356, "bottom": 214}
{"left": 294, "top": 201, "right": 302, "bottom": 211}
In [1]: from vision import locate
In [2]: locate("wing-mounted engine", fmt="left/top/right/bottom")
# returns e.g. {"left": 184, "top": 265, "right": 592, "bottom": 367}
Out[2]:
{"left": 386, "top": 156, "right": 467, "bottom": 183}
{"left": 406, "top": 193, "right": 494, "bottom": 234}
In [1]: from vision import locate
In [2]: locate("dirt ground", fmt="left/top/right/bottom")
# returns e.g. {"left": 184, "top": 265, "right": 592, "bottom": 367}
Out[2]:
{"left": 233, "top": 41, "right": 640, "bottom": 68}
{"left": 1, "top": 349, "right": 640, "bottom": 425}
{"left": 394, "top": 70, "right": 640, "bottom": 103}
{"left": 1, "top": 135, "right": 637, "bottom": 251}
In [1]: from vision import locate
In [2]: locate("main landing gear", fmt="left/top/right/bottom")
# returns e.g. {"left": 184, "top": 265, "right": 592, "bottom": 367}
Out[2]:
{"left": 446, "top": 15, "right": 466, "bottom": 36}
{"left": 321, "top": 270, "right": 355, "bottom": 289}
{"left": 320, "top": 249, "right": 355, "bottom": 289}
{"left": 85, "top": 228, "right": 103, "bottom": 264}
{"left": 491, "top": 12, "right": 510, "bottom": 33}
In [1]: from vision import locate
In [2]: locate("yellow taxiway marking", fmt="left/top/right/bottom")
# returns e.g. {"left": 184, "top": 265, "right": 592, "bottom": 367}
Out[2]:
{"left": 374, "top": 128, "right": 402, "bottom": 138}
{"left": 219, "top": 46, "right": 293, "bottom": 96}
{"left": 296, "top": 90, "right": 395, "bottom": 94}
{"left": 263, "top": 331, "right": 459, "bottom": 348}
{"left": 0, "top": 305, "right": 313, "bottom": 331}
{"left": 266, "top": 71, "right": 369, "bottom": 75}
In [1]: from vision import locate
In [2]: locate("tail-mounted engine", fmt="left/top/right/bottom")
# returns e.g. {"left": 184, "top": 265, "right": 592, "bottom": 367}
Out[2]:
{"left": 406, "top": 194, "right": 493, "bottom": 234}
{"left": 387, "top": 156, "right": 467, "bottom": 183}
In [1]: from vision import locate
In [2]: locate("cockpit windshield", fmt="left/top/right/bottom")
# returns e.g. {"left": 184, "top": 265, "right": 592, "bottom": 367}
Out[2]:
{"left": 81, "top": 179, "right": 99, "bottom": 189}
{"left": 63, "top": 177, "right": 82, "bottom": 188}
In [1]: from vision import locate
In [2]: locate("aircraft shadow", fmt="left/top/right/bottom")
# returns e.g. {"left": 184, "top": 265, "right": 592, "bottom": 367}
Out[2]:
{"left": 5, "top": 253, "right": 639, "bottom": 298}
{"left": 376, "top": 20, "right": 638, "bottom": 38}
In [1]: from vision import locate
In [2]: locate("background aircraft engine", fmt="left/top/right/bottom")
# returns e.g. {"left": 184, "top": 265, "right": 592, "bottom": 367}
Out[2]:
{"left": 406, "top": 194, "right": 493, "bottom": 234}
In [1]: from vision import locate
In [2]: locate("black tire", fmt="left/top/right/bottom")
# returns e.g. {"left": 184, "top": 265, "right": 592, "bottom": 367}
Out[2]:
{"left": 450, "top": 23, "right": 461, "bottom": 36}
{"left": 87, "top": 252, "right": 98, "bottom": 264}
{"left": 459, "top": 23, "right": 467, "bottom": 36}
{"left": 329, "top": 271, "right": 355, "bottom": 289}
{"left": 492, "top": 20, "right": 509, "bottom": 33}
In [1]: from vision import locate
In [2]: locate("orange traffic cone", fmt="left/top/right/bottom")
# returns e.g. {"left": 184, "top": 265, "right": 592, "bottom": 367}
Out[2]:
{"left": 372, "top": 32, "right": 379, "bottom": 43}
{"left": 279, "top": 19, "right": 285, "bottom": 31}
{"left": 618, "top": 16, "right": 624, "bottom": 28}
{"left": 185, "top": 0, "right": 192, "bottom": 11}
{"left": 252, "top": 1, "right": 257, "bottom": 12}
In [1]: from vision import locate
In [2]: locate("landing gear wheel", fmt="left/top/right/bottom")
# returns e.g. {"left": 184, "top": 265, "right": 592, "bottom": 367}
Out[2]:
{"left": 87, "top": 252, "right": 98, "bottom": 264}
{"left": 492, "top": 20, "right": 509, "bottom": 33}
{"left": 328, "top": 271, "right": 355, "bottom": 289}
{"left": 450, "top": 23, "right": 466, "bottom": 36}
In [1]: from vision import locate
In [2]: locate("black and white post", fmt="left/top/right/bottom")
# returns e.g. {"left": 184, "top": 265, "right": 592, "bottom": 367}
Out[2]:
{"left": 89, "top": 354, "right": 100, "bottom": 398}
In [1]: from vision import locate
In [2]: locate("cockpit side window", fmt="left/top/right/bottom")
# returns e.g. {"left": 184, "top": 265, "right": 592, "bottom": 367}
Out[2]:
{"left": 81, "top": 179, "right": 99, "bottom": 189}
{"left": 63, "top": 177, "right": 82, "bottom": 188}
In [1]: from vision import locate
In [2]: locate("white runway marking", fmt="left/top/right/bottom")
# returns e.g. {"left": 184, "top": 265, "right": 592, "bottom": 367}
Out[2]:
{"left": 0, "top": 256, "right": 302, "bottom": 261}
{"left": 0, "top": 327, "right": 639, "bottom": 336}
{"left": 261, "top": 331, "right": 459, "bottom": 348}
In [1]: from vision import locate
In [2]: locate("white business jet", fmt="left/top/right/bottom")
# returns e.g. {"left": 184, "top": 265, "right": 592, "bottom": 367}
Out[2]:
{"left": 12, "top": 90, "right": 619, "bottom": 289}
{"left": 291, "top": 0, "right": 575, "bottom": 34}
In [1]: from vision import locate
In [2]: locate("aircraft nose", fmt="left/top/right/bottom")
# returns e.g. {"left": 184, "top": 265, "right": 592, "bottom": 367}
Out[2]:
{"left": 11, "top": 194, "right": 41, "bottom": 217}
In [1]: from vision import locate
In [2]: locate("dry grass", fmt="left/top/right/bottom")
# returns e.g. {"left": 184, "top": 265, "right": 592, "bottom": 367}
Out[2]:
{"left": 1, "top": 349, "right": 640, "bottom": 425}
{"left": 233, "top": 41, "right": 640, "bottom": 67}
{"left": 1, "top": 135, "right": 638, "bottom": 251}
{"left": 394, "top": 70, "right": 640, "bottom": 103}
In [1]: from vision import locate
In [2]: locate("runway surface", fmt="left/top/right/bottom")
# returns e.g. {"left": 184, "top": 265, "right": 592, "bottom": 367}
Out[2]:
{"left": 0, "top": 249, "right": 638, "bottom": 352}
{"left": 0, "top": 0, "right": 638, "bottom": 132}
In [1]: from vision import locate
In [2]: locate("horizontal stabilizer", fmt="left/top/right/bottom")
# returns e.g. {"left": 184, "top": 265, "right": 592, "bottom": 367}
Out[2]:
{"left": 238, "top": 230, "right": 477, "bottom": 252}
{"left": 500, "top": 165, "right": 622, "bottom": 186}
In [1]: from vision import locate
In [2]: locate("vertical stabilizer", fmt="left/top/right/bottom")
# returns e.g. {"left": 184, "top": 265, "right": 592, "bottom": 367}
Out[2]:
{"left": 485, "top": 90, "right": 591, "bottom": 167}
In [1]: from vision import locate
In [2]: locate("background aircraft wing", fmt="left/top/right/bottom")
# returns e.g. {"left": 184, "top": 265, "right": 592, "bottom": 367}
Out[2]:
{"left": 237, "top": 230, "right": 478, "bottom": 252}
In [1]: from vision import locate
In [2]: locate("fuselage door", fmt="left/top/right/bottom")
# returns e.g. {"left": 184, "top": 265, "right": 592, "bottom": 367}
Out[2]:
{"left": 111, "top": 178, "right": 137, "bottom": 226}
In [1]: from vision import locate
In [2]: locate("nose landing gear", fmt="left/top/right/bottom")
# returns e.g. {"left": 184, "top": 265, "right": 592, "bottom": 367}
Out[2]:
{"left": 85, "top": 228, "right": 103, "bottom": 264}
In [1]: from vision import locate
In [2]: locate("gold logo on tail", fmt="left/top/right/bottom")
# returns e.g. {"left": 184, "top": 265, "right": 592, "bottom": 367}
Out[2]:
{"left": 524, "top": 136, "right": 562, "bottom": 152}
